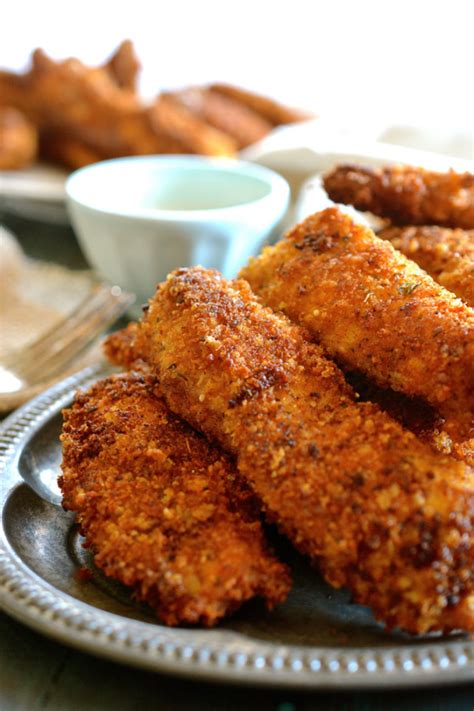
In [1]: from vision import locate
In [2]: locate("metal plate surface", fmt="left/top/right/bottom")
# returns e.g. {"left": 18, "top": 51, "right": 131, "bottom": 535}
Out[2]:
{"left": 0, "top": 367, "right": 473, "bottom": 688}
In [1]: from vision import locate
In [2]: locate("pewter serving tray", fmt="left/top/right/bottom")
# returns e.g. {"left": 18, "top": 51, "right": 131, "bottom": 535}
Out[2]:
{"left": 0, "top": 366, "right": 473, "bottom": 688}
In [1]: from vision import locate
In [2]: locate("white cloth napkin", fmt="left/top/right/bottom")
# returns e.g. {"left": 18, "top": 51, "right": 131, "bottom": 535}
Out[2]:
{"left": 0, "top": 227, "right": 104, "bottom": 411}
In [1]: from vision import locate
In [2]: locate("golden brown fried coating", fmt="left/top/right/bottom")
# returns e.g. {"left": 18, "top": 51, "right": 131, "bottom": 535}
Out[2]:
{"left": 149, "top": 94, "right": 237, "bottom": 157}
{"left": 346, "top": 370, "right": 440, "bottom": 437}
{"left": 241, "top": 208, "right": 474, "bottom": 444}
{"left": 345, "top": 371, "right": 454, "bottom": 456}
{"left": 103, "top": 39, "right": 140, "bottom": 92}
{"left": 107, "top": 314, "right": 447, "bottom": 453}
{"left": 324, "top": 164, "right": 474, "bottom": 229}
{"left": 60, "top": 371, "right": 290, "bottom": 627}
{"left": 112, "top": 266, "right": 474, "bottom": 634}
{"left": 379, "top": 225, "right": 474, "bottom": 308}
{"left": 0, "top": 107, "right": 37, "bottom": 169}
{"left": 210, "top": 83, "right": 312, "bottom": 126}
{"left": 104, "top": 321, "right": 142, "bottom": 369}
{"left": 1, "top": 47, "right": 314, "bottom": 170}
{"left": 171, "top": 87, "right": 272, "bottom": 149}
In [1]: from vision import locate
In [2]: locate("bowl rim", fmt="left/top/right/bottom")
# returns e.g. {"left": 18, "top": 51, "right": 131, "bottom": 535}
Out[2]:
{"left": 65, "top": 154, "right": 290, "bottom": 222}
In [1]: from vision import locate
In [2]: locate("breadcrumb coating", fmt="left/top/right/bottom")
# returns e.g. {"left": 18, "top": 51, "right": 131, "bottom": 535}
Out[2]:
{"left": 114, "top": 267, "right": 474, "bottom": 634}
{"left": 323, "top": 164, "right": 474, "bottom": 229}
{"left": 241, "top": 208, "right": 474, "bottom": 445}
{"left": 379, "top": 225, "right": 474, "bottom": 308}
{"left": 60, "top": 371, "right": 290, "bottom": 626}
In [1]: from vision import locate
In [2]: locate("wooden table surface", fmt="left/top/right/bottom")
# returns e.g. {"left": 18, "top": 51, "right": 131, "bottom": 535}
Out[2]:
{"left": 1, "top": 211, "right": 473, "bottom": 711}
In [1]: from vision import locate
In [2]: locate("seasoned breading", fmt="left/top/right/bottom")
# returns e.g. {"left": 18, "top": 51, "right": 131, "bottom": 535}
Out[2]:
{"left": 345, "top": 371, "right": 455, "bottom": 456}
{"left": 111, "top": 266, "right": 474, "bottom": 634}
{"left": 324, "top": 164, "right": 474, "bottom": 229}
{"left": 379, "top": 225, "right": 474, "bottom": 307}
{"left": 345, "top": 370, "right": 442, "bottom": 438}
{"left": 60, "top": 371, "right": 290, "bottom": 627}
{"left": 241, "top": 208, "right": 474, "bottom": 444}
{"left": 104, "top": 321, "right": 142, "bottom": 369}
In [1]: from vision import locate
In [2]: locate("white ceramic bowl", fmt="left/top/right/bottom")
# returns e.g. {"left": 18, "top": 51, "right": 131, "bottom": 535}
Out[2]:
{"left": 66, "top": 155, "right": 289, "bottom": 313}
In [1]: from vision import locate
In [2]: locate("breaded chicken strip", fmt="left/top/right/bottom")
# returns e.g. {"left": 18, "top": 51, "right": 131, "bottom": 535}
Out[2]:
{"left": 109, "top": 267, "right": 474, "bottom": 634}
{"left": 60, "top": 371, "right": 290, "bottom": 627}
{"left": 241, "top": 208, "right": 474, "bottom": 445}
{"left": 1, "top": 49, "right": 187, "bottom": 161}
{"left": 169, "top": 87, "right": 272, "bottom": 149}
{"left": 379, "top": 225, "right": 474, "bottom": 308}
{"left": 105, "top": 318, "right": 450, "bottom": 455}
{"left": 149, "top": 94, "right": 237, "bottom": 157}
{"left": 210, "top": 84, "right": 312, "bottom": 126}
{"left": 324, "top": 164, "right": 474, "bottom": 229}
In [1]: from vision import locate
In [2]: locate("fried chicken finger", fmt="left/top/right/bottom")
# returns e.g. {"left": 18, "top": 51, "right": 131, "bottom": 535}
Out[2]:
{"left": 324, "top": 164, "right": 474, "bottom": 229}
{"left": 210, "top": 84, "right": 312, "bottom": 126}
{"left": 170, "top": 87, "right": 272, "bottom": 149}
{"left": 112, "top": 267, "right": 474, "bottom": 634}
{"left": 241, "top": 208, "right": 474, "bottom": 444}
{"left": 60, "top": 371, "right": 290, "bottom": 627}
{"left": 149, "top": 94, "right": 237, "bottom": 157}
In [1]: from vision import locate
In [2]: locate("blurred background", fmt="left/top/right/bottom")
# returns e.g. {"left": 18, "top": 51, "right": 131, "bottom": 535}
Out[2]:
{"left": 1, "top": 0, "right": 473, "bottom": 155}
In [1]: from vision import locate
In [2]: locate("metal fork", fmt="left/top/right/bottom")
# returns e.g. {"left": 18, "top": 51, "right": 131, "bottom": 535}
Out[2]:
{"left": 0, "top": 283, "right": 134, "bottom": 395}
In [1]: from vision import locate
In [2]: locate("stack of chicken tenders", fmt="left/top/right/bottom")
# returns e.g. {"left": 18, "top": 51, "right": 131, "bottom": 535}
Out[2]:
{"left": 0, "top": 41, "right": 310, "bottom": 170}
{"left": 60, "top": 163, "right": 474, "bottom": 634}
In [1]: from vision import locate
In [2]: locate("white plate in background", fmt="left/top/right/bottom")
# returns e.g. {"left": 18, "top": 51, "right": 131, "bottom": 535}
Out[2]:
{"left": 0, "top": 163, "right": 68, "bottom": 223}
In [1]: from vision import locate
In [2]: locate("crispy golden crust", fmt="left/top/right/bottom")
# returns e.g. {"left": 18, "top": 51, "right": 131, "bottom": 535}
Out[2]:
{"left": 210, "top": 83, "right": 312, "bottom": 126}
{"left": 379, "top": 225, "right": 474, "bottom": 308}
{"left": 104, "top": 321, "right": 142, "bottom": 369}
{"left": 60, "top": 371, "right": 290, "bottom": 627}
{"left": 346, "top": 370, "right": 442, "bottom": 438}
{"left": 240, "top": 208, "right": 474, "bottom": 442}
{"left": 344, "top": 370, "right": 457, "bottom": 458}
{"left": 1, "top": 47, "right": 312, "bottom": 168}
{"left": 324, "top": 164, "right": 474, "bottom": 229}
{"left": 149, "top": 94, "right": 237, "bottom": 157}
{"left": 170, "top": 87, "right": 272, "bottom": 149}
{"left": 121, "top": 266, "right": 474, "bottom": 634}
{"left": 0, "top": 107, "right": 37, "bottom": 169}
